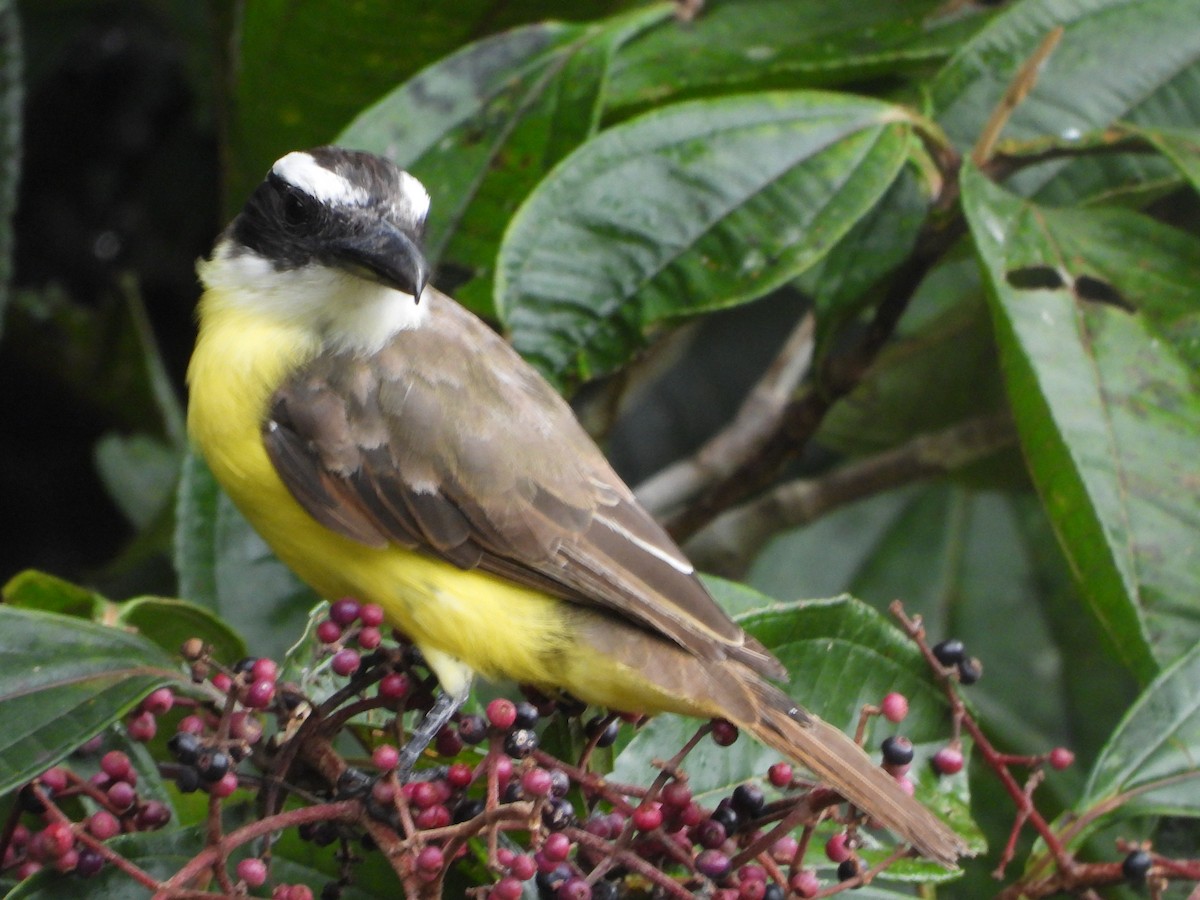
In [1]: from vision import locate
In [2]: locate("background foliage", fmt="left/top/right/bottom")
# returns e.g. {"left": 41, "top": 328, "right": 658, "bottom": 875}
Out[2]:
{"left": 1, "top": 0, "right": 1198, "bottom": 896}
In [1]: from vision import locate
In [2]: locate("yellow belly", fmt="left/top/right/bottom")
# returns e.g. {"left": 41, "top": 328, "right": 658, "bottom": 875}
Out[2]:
{"left": 185, "top": 293, "right": 701, "bottom": 715}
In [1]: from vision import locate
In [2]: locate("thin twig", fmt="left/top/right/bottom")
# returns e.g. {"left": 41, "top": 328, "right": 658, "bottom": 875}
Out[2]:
{"left": 971, "top": 27, "right": 1064, "bottom": 166}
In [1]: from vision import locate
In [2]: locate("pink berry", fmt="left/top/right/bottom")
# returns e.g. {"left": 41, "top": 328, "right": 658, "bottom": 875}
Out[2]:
{"left": 100, "top": 750, "right": 132, "bottom": 781}
{"left": 360, "top": 603, "right": 385, "bottom": 626}
{"left": 415, "top": 805, "right": 451, "bottom": 829}
{"left": 711, "top": 719, "right": 739, "bottom": 746}
{"left": 358, "top": 625, "right": 382, "bottom": 649}
{"left": 490, "top": 876, "right": 525, "bottom": 899}
{"left": 243, "top": 679, "right": 276, "bottom": 709}
{"left": 178, "top": 714, "right": 205, "bottom": 735}
{"left": 212, "top": 672, "right": 233, "bottom": 693}
{"left": 880, "top": 692, "right": 909, "bottom": 723}
{"left": 770, "top": 835, "right": 798, "bottom": 863}
{"left": 897, "top": 775, "right": 915, "bottom": 795}
{"left": 542, "top": 832, "right": 571, "bottom": 862}
{"left": 767, "top": 762, "right": 793, "bottom": 788}
{"left": 373, "top": 744, "right": 400, "bottom": 771}
{"left": 825, "top": 832, "right": 850, "bottom": 863}
{"left": 211, "top": 771, "right": 239, "bottom": 798}
{"left": 251, "top": 658, "right": 278, "bottom": 683}
{"left": 631, "top": 803, "right": 663, "bottom": 832}
{"left": 41, "top": 822, "right": 75, "bottom": 858}
{"left": 378, "top": 672, "right": 411, "bottom": 699}
{"left": 316, "top": 619, "right": 342, "bottom": 644}
{"left": 330, "top": 598, "right": 361, "bottom": 626}
{"left": 237, "top": 857, "right": 268, "bottom": 887}
{"left": 87, "top": 811, "right": 120, "bottom": 840}
{"left": 127, "top": 710, "right": 157, "bottom": 741}
{"left": 107, "top": 780, "right": 136, "bottom": 811}
{"left": 662, "top": 780, "right": 692, "bottom": 808}
{"left": 1049, "top": 747, "right": 1075, "bottom": 770}
{"left": 790, "top": 869, "right": 820, "bottom": 898}
{"left": 558, "top": 877, "right": 592, "bottom": 900}
{"left": 932, "top": 746, "right": 965, "bottom": 776}
{"left": 487, "top": 698, "right": 517, "bottom": 729}
{"left": 510, "top": 853, "right": 536, "bottom": 880}
{"left": 416, "top": 845, "right": 444, "bottom": 872}
{"left": 522, "top": 767, "right": 553, "bottom": 797}
{"left": 331, "top": 648, "right": 361, "bottom": 676}
{"left": 141, "top": 687, "right": 175, "bottom": 715}
{"left": 40, "top": 767, "right": 69, "bottom": 794}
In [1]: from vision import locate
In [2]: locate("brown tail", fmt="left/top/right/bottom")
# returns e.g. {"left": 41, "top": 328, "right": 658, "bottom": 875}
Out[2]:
{"left": 731, "top": 679, "right": 970, "bottom": 867}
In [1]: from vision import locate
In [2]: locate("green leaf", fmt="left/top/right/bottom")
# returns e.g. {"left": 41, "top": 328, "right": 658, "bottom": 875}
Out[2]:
{"left": 0, "top": 0, "right": 20, "bottom": 339}
{"left": 1079, "top": 642, "right": 1200, "bottom": 822}
{"left": 606, "top": 0, "right": 994, "bottom": 112}
{"left": 227, "top": 0, "right": 641, "bottom": 210}
{"left": 0, "top": 606, "right": 181, "bottom": 795}
{"left": 497, "top": 91, "right": 915, "bottom": 387}
{"left": 3, "top": 570, "right": 106, "bottom": 619}
{"left": 116, "top": 596, "right": 246, "bottom": 664}
{"left": 611, "top": 595, "right": 978, "bottom": 855}
{"left": 174, "top": 450, "right": 319, "bottom": 660}
{"left": 961, "top": 163, "right": 1200, "bottom": 679}
{"left": 339, "top": 8, "right": 668, "bottom": 316}
{"left": 1130, "top": 124, "right": 1200, "bottom": 196}
{"left": 94, "top": 433, "right": 181, "bottom": 530}
{"left": 931, "top": 0, "right": 1200, "bottom": 200}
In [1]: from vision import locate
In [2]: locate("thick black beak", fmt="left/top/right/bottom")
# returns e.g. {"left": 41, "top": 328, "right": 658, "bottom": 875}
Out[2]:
{"left": 325, "top": 223, "right": 429, "bottom": 300}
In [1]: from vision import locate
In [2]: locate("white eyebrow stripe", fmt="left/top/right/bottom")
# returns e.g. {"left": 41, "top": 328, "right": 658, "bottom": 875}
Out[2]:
{"left": 272, "top": 151, "right": 367, "bottom": 205}
{"left": 396, "top": 171, "right": 431, "bottom": 224}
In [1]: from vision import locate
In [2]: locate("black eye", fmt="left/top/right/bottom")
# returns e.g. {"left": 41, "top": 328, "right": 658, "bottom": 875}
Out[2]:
{"left": 282, "top": 190, "right": 310, "bottom": 228}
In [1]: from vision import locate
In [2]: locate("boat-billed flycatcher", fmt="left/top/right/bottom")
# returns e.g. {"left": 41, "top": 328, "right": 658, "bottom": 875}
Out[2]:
{"left": 187, "top": 146, "right": 967, "bottom": 866}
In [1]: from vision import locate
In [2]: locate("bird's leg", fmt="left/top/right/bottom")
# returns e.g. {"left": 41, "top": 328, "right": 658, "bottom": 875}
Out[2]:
{"left": 397, "top": 682, "right": 470, "bottom": 780}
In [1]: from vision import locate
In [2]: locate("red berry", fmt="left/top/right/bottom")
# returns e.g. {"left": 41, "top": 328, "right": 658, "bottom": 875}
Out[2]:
{"left": 1049, "top": 747, "right": 1075, "bottom": 770}
{"left": 447, "top": 762, "right": 474, "bottom": 789}
{"left": 100, "top": 750, "right": 132, "bottom": 781}
{"left": 141, "top": 687, "right": 175, "bottom": 715}
{"left": 737, "top": 878, "right": 766, "bottom": 900}
{"left": 932, "top": 746, "right": 965, "bottom": 776}
{"left": 178, "top": 714, "right": 205, "bottom": 735}
{"left": 767, "top": 762, "right": 793, "bottom": 788}
{"left": 238, "top": 857, "right": 268, "bottom": 887}
{"left": 54, "top": 848, "right": 79, "bottom": 873}
{"left": 330, "top": 598, "right": 361, "bottom": 626}
{"left": 825, "top": 832, "right": 850, "bottom": 863}
{"left": 212, "top": 672, "right": 233, "bottom": 694}
{"left": 880, "top": 692, "right": 909, "bottom": 723}
{"left": 770, "top": 835, "right": 798, "bottom": 863}
{"left": 360, "top": 603, "right": 385, "bottom": 626}
{"left": 229, "top": 711, "right": 264, "bottom": 744}
{"left": 136, "top": 800, "right": 171, "bottom": 830}
{"left": 416, "top": 846, "right": 444, "bottom": 872}
{"left": 358, "top": 625, "right": 382, "bottom": 649}
{"left": 631, "top": 803, "right": 663, "bottom": 832}
{"left": 542, "top": 832, "right": 571, "bottom": 862}
{"left": 487, "top": 698, "right": 518, "bottom": 729}
{"left": 415, "top": 805, "right": 451, "bottom": 829}
{"left": 331, "top": 648, "right": 361, "bottom": 676}
{"left": 711, "top": 719, "right": 739, "bottom": 746}
{"left": 251, "top": 658, "right": 278, "bottom": 683}
{"left": 41, "top": 822, "right": 75, "bottom": 858}
{"left": 87, "top": 811, "right": 120, "bottom": 840}
{"left": 558, "top": 877, "right": 592, "bottom": 900}
{"left": 243, "top": 679, "right": 276, "bottom": 708}
{"left": 372, "top": 744, "right": 400, "bottom": 771}
{"left": 378, "top": 672, "right": 411, "bottom": 699}
{"left": 127, "top": 710, "right": 157, "bottom": 741}
{"left": 316, "top": 619, "right": 342, "bottom": 644}
{"left": 662, "top": 781, "right": 692, "bottom": 809}
{"left": 411, "top": 781, "right": 442, "bottom": 809}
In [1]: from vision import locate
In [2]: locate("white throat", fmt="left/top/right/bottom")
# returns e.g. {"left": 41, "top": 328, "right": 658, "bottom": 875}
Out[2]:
{"left": 198, "top": 242, "right": 428, "bottom": 354}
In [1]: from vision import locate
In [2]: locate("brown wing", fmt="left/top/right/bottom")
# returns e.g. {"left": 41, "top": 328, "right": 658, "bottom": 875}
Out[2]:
{"left": 264, "top": 287, "right": 784, "bottom": 679}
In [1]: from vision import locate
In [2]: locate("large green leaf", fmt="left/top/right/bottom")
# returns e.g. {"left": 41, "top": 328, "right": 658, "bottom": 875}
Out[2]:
{"left": 1078, "top": 642, "right": 1200, "bottom": 821}
{"left": 174, "top": 450, "right": 319, "bottom": 661}
{"left": 931, "top": 0, "right": 1200, "bottom": 201}
{"left": 961, "top": 163, "right": 1200, "bottom": 680}
{"left": 606, "top": 0, "right": 993, "bottom": 113}
{"left": 226, "top": 0, "right": 639, "bottom": 209}
{"left": 339, "top": 9, "right": 668, "bottom": 316}
{"left": 0, "top": 606, "right": 181, "bottom": 795}
{"left": 497, "top": 91, "right": 915, "bottom": 386}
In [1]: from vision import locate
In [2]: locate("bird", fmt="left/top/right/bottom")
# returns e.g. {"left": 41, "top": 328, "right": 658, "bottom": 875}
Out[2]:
{"left": 187, "top": 145, "right": 968, "bottom": 867}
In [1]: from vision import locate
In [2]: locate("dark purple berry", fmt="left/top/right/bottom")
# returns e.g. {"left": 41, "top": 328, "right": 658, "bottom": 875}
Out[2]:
{"left": 711, "top": 719, "right": 739, "bottom": 746}
{"left": 957, "top": 656, "right": 982, "bottom": 685}
{"left": 711, "top": 800, "right": 740, "bottom": 834}
{"left": 731, "top": 784, "right": 765, "bottom": 818}
{"left": 881, "top": 735, "right": 915, "bottom": 766}
{"left": 585, "top": 715, "right": 619, "bottom": 748}
{"left": 330, "top": 649, "right": 361, "bottom": 677}
{"left": 75, "top": 848, "right": 104, "bottom": 878}
{"left": 694, "top": 818, "right": 726, "bottom": 849}
{"left": 837, "top": 858, "right": 860, "bottom": 881}
{"left": 168, "top": 731, "right": 201, "bottom": 764}
{"left": 542, "top": 797, "right": 575, "bottom": 831}
{"left": 175, "top": 766, "right": 201, "bottom": 793}
{"left": 330, "top": 598, "right": 361, "bottom": 626}
{"left": 513, "top": 701, "right": 540, "bottom": 729}
{"left": 504, "top": 728, "right": 539, "bottom": 759}
{"left": 198, "top": 750, "right": 231, "bottom": 783}
{"left": 696, "top": 849, "right": 731, "bottom": 879}
{"left": 558, "top": 877, "right": 591, "bottom": 900}
{"left": 458, "top": 714, "right": 487, "bottom": 744}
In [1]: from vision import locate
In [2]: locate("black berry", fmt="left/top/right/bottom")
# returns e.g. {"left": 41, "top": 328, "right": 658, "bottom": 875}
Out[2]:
{"left": 932, "top": 639, "right": 965, "bottom": 666}
{"left": 504, "top": 727, "right": 539, "bottom": 759}
{"left": 513, "top": 701, "right": 540, "bottom": 729}
{"left": 881, "top": 735, "right": 915, "bottom": 766}
{"left": 585, "top": 715, "right": 620, "bottom": 748}
{"left": 837, "top": 858, "right": 860, "bottom": 881}
{"left": 168, "top": 732, "right": 201, "bottom": 765}
{"left": 731, "top": 783, "right": 765, "bottom": 818}
{"left": 958, "top": 656, "right": 982, "bottom": 685}
{"left": 1122, "top": 849, "right": 1152, "bottom": 884}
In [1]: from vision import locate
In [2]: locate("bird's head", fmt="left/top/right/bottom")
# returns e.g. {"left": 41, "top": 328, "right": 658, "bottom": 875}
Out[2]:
{"left": 199, "top": 147, "right": 433, "bottom": 351}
